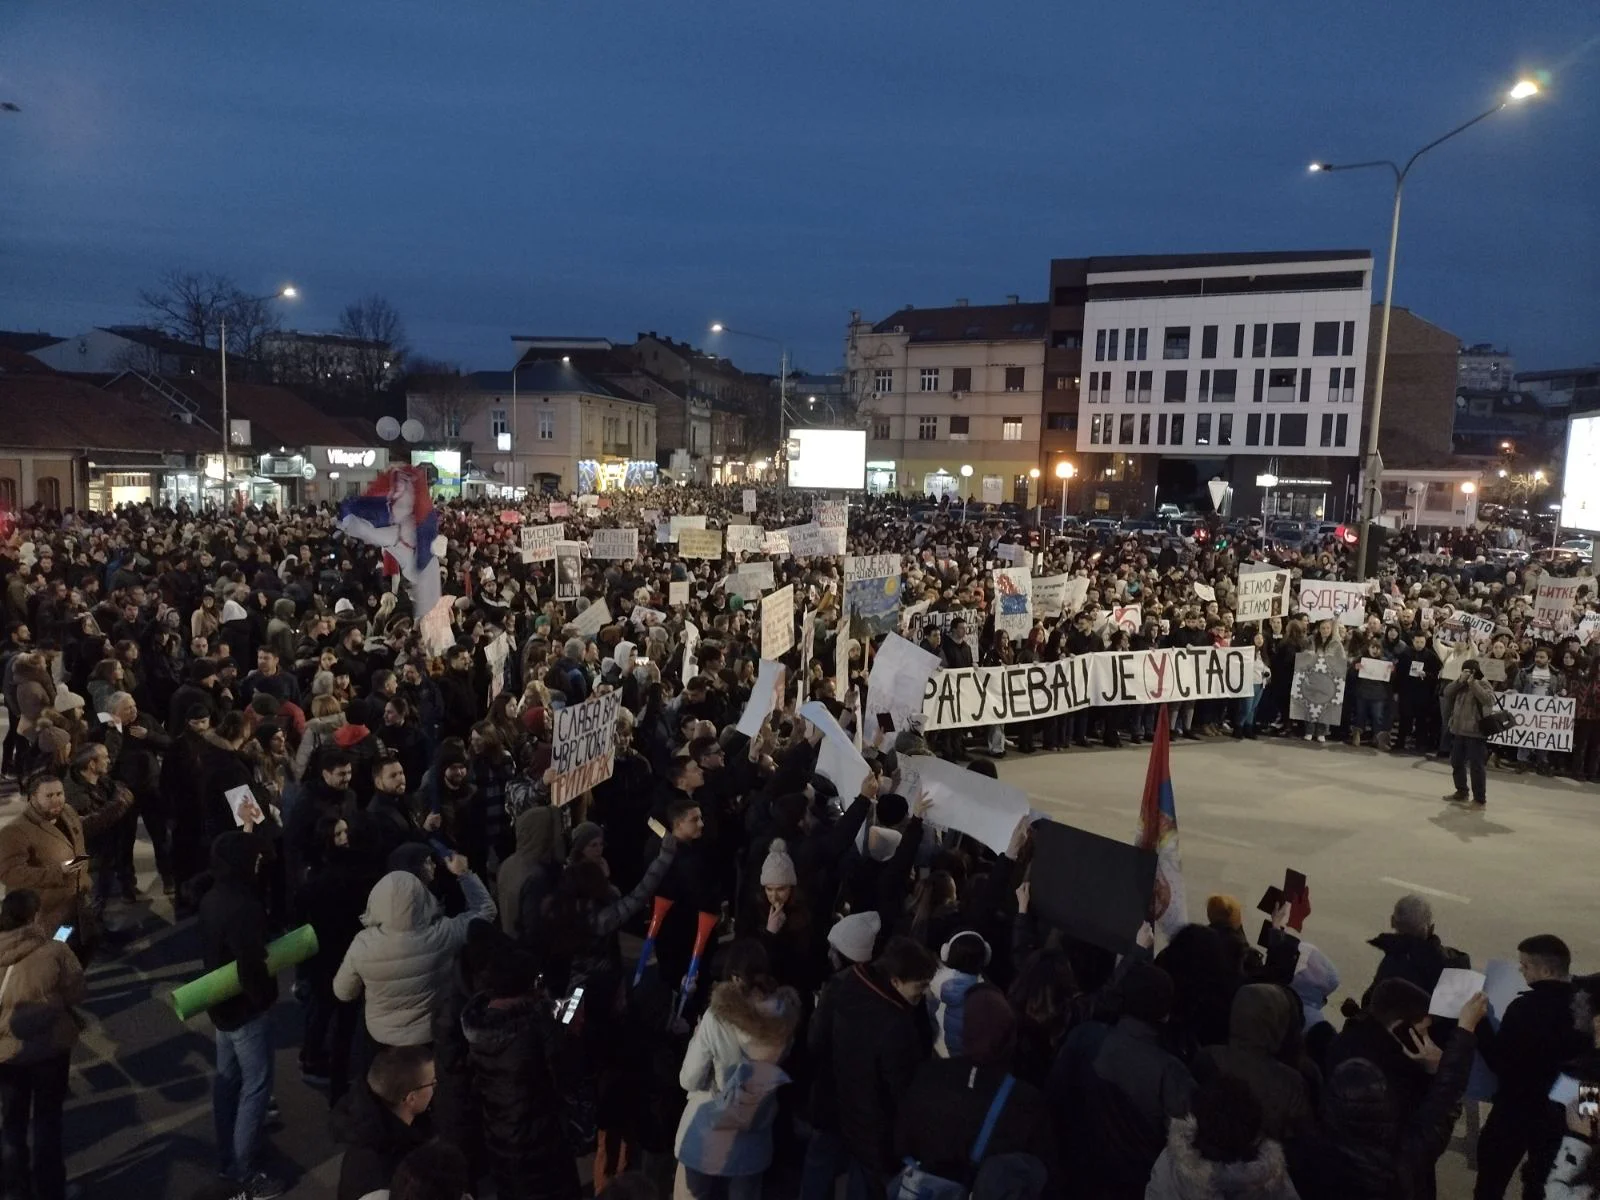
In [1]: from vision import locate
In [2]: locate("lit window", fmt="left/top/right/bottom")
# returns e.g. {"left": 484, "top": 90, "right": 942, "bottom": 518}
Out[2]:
{"left": 1002, "top": 419, "right": 1023, "bottom": 441}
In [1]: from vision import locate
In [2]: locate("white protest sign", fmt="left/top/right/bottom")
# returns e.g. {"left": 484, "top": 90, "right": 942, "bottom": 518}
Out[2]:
{"left": 1236, "top": 567, "right": 1290, "bottom": 621}
{"left": 224, "top": 784, "right": 262, "bottom": 827}
{"left": 921, "top": 647, "right": 1252, "bottom": 731}
{"left": 588, "top": 528, "right": 638, "bottom": 560}
{"left": 678, "top": 528, "right": 724, "bottom": 559}
{"left": 866, "top": 632, "right": 942, "bottom": 732}
{"left": 1534, "top": 579, "right": 1581, "bottom": 629}
{"left": 1033, "top": 574, "right": 1069, "bottom": 618}
{"left": 798, "top": 700, "right": 870, "bottom": 800}
{"left": 551, "top": 691, "right": 623, "bottom": 805}
{"left": 1357, "top": 657, "right": 1394, "bottom": 681}
{"left": 728, "top": 569, "right": 766, "bottom": 602}
{"left": 742, "top": 489, "right": 758, "bottom": 514}
{"left": 670, "top": 514, "right": 708, "bottom": 538}
{"left": 1194, "top": 582, "right": 1216, "bottom": 603}
{"left": 798, "top": 609, "right": 816, "bottom": 704}
{"left": 656, "top": 521, "right": 674, "bottom": 545}
{"left": 519, "top": 523, "right": 565, "bottom": 563}
{"left": 737, "top": 559, "right": 776, "bottom": 592}
{"left": 569, "top": 598, "right": 611, "bottom": 638}
{"left": 547, "top": 500, "right": 570, "bottom": 518}
{"left": 669, "top": 580, "right": 690, "bottom": 606}
{"left": 899, "top": 754, "right": 1028, "bottom": 856}
{"left": 816, "top": 501, "right": 847, "bottom": 528}
{"left": 641, "top": 508, "right": 661, "bottom": 525}
{"left": 845, "top": 553, "right": 899, "bottom": 583}
{"left": 1300, "top": 580, "right": 1373, "bottom": 625}
{"left": 1577, "top": 614, "right": 1600, "bottom": 645}
{"left": 682, "top": 620, "right": 700, "bottom": 680}
{"left": 630, "top": 606, "right": 668, "bottom": 631}
{"left": 1428, "top": 967, "right": 1488, "bottom": 1020}
{"left": 1481, "top": 958, "right": 1529, "bottom": 1023}
{"left": 1110, "top": 604, "right": 1142, "bottom": 634}
{"left": 736, "top": 659, "right": 786, "bottom": 736}
{"left": 1487, "top": 692, "right": 1575, "bottom": 752}
{"left": 996, "top": 543, "right": 1028, "bottom": 566}
{"left": 761, "top": 583, "right": 795, "bottom": 659}
{"left": 726, "top": 524, "right": 766, "bottom": 555}
{"left": 762, "top": 528, "right": 791, "bottom": 556}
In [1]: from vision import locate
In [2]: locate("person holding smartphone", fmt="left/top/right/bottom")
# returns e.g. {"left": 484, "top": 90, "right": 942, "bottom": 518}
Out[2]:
{"left": 0, "top": 773, "right": 93, "bottom": 957}
{"left": 0, "top": 888, "right": 86, "bottom": 1200}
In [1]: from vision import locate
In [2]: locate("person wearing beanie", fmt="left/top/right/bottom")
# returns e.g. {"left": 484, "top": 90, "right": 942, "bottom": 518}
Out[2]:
{"left": 1206, "top": 893, "right": 1260, "bottom": 977}
{"left": 744, "top": 838, "right": 821, "bottom": 996}
{"left": 825, "top": 911, "right": 881, "bottom": 967}
{"left": 895, "top": 985, "right": 1058, "bottom": 1195}
{"left": 569, "top": 822, "right": 605, "bottom": 865}
{"left": 929, "top": 930, "right": 991, "bottom": 1058}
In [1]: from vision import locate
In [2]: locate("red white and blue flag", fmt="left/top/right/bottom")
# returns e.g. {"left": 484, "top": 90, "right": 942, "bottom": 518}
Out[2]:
{"left": 339, "top": 465, "right": 442, "bottom": 619}
{"left": 1136, "top": 707, "right": 1188, "bottom": 939}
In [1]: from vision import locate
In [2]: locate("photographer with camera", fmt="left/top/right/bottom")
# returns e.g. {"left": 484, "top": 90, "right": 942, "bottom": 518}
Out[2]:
{"left": 1442, "top": 659, "right": 1498, "bottom": 807}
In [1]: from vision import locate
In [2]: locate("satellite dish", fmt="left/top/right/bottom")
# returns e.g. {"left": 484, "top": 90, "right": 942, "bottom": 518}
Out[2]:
{"left": 400, "top": 418, "right": 425, "bottom": 443}
{"left": 493, "top": 460, "right": 509, "bottom": 476}
{"left": 375, "top": 416, "right": 401, "bottom": 441}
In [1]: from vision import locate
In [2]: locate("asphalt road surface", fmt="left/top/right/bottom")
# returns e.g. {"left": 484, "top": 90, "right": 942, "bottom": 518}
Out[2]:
{"left": 12, "top": 733, "right": 1587, "bottom": 1197}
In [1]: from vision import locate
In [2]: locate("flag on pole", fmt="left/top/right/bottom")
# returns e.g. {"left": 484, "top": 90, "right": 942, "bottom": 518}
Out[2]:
{"left": 1135, "top": 705, "right": 1187, "bottom": 939}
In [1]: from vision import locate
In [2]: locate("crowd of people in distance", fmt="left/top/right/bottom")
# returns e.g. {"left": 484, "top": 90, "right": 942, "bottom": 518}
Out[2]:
{"left": 0, "top": 481, "right": 1596, "bottom": 1200}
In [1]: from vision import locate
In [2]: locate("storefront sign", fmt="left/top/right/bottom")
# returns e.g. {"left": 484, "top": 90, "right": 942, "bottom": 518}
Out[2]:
{"left": 326, "top": 448, "right": 379, "bottom": 468}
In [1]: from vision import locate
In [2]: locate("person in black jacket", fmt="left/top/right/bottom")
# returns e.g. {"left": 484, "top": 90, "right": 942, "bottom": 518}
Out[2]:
{"left": 804, "top": 936, "right": 937, "bottom": 1200}
{"left": 1361, "top": 893, "right": 1469, "bottom": 1005}
{"left": 1289, "top": 993, "right": 1488, "bottom": 1200}
{"left": 199, "top": 828, "right": 285, "bottom": 1198}
{"left": 92, "top": 689, "right": 173, "bottom": 896}
{"left": 291, "top": 815, "right": 380, "bottom": 1102}
{"left": 330, "top": 1044, "right": 436, "bottom": 1200}
{"left": 896, "top": 984, "right": 1059, "bottom": 1196}
{"left": 458, "top": 951, "right": 580, "bottom": 1200}
{"left": 1474, "top": 934, "right": 1590, "bottom": 1200}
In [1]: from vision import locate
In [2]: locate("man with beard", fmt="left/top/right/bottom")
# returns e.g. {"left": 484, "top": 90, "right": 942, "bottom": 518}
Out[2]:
{"left": 437, "top": 644, "right": 479, "bottom": 742}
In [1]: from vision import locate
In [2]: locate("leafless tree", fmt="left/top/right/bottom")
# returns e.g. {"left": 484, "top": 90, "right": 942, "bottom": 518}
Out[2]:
{"left": 406, "top": 359, "right": 486, "bottom": 445}
{"left": 138, "top": 269, "right": 282, "bottom": 360}
{"left": 336, "top": 294, "right": 408, "bottom": 394}
{"left": 139, "top": 270, "right": 236, "bottom": 350}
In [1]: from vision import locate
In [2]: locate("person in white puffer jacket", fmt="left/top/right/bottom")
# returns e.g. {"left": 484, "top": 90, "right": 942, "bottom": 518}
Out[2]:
{"left": 334, "top": 856, "right": 495, "bottom": 1048}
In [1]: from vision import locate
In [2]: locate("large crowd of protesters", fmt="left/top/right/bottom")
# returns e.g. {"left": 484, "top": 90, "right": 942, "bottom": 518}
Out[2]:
{"left": 0, "top": 483, "right": 1596, "bottom": 1200}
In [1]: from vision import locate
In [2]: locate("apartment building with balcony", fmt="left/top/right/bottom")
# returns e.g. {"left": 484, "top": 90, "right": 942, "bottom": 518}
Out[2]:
{"left": 1069, "top": 250, "right": 1373, "bottom": 517}
{"left": 846, "top": 299, "right": 1046, "bottom": 503}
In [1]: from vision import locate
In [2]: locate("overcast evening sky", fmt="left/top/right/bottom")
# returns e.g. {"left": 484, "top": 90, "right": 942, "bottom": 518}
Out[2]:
{"left": 0, "top": 2, "right": 1595, "bottom": 378}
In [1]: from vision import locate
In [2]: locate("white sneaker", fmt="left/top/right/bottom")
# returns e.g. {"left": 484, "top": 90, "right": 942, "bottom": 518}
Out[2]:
{"left": 1303, "top": 734, "right": 1312, "bottom": 742}
{"left": 1316, "top": 735, "right": 1326, "bottom": 743}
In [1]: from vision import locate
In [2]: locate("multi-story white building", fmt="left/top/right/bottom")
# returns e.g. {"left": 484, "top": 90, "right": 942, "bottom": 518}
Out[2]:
{"left": 1072, "top": 250, "right": 1373, "bottom": 517}
{"left": 847, "top": 299, "right": 1046, "bottom": 503}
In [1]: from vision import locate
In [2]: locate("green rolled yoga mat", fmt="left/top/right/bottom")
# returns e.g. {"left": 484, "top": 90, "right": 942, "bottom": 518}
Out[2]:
{"left": 171, "top": 924, "right": 320, "bottom": 1021}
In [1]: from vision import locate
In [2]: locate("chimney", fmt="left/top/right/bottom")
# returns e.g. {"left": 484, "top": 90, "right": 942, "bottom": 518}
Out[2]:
{"left": 1006, "top": 294, "right": 1020, "bottom": 305}
{"left": 955, "top": 298, "right": 969, "bottom": 307}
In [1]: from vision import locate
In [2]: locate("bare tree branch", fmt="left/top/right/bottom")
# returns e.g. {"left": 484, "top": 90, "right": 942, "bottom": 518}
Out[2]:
{"left": 405, "top": 360, "right": 486, "bottom": 445}
{"left": 139, "top": 270, "right": 236, "bottom": 350}
{"left": 335, "top": 294, "right": 408, "bottom": 394}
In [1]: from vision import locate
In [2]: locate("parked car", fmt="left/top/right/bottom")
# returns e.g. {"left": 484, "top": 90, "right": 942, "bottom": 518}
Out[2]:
{"left": 1085, "top": 518, "right": 1119, "bottom": 538}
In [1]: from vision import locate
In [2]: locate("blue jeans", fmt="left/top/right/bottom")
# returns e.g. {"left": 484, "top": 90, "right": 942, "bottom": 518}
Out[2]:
{"left": 1237, "top": 685, "right": 1262, "bottom": 729}
{"left": 214, "top": 1013, "right": 274, "bottom": 1180}
{"left": 1354, "top": 693, "right": 1390, "bottom": 734}
{"left": 683, "top": 1166, "right": 764, "bottom": 1200}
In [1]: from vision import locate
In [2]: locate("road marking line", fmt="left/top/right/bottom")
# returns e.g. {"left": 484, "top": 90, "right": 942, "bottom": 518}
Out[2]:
{"left": 1183, "top": 828, "right": 1260, "bottom": 849}
{"left": 1379, "top": 876, "right": 1471, "bottom": 904}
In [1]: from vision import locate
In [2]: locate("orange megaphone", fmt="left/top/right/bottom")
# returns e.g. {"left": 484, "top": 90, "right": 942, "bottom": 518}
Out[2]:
{"left": 691, "top": 911, "right": 719, "bottom": 960}
{"left": 646, "top": 896, "right": 675, "bottom": 939}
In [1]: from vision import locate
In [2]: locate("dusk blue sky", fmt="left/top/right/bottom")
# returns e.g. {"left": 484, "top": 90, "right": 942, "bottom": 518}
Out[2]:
{"left": 1, "top": 2, "right": 1595, "bottom": 377}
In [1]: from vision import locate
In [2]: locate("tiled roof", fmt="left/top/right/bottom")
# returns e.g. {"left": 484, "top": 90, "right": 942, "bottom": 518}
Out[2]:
{"left": 106, "top": 376, "right": 384, "bottom": 449}
{"left": 872, "top": 302, "right": 1048, "bottom": 342}
{"left": 101, "top": 326, "right": 210, "bottom": 356}
{"left": 0, "top": 330, "right": 63, "bottom": 353}
{"left": 0, "top": 375, "right": 215, "bottom": 452}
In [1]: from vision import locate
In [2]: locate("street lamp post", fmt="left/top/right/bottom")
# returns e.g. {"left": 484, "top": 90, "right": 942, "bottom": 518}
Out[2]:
{"left": 709, "top": 322, "right": 790, "bottom": 477}
{"left": 1029, "top": 466, "right": 1042, "bottom": 527}
{"left": 1055, "top": 461, "right": 1075, "bottom": 529}
{"left": 219, "top": 285, "right": 297, "bottom": 507}
{"left": 1310, "top": 77, "right": 1540, "bottom": 581}
{"left": 959, "top": 464, "right": 974, "bottom": 525}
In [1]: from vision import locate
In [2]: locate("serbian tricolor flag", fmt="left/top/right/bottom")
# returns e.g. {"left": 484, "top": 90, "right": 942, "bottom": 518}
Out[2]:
{"left": 339, "top": 465, "right": 441, "bottom": 617}
{"left": 1135, "top": 707, "right": 1188, "bottom": 940}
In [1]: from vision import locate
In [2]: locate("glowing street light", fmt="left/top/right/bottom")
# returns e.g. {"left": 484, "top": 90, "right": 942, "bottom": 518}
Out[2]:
{"left": 1053, "top": 460, "right": 1075, "bottom": 524}
{"left": 1460, "top": 480, "right": 1477, "bottom": 494}
{"left": 1309, "top": 74, "right": 1544, "bottom": 582}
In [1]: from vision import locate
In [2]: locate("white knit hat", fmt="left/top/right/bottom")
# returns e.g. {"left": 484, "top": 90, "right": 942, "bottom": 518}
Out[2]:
{"left": 759, "top": 838, "right": 798, "bottom": 888}
{"left": 827, "top": 911, "right": 881, "bottom": 963}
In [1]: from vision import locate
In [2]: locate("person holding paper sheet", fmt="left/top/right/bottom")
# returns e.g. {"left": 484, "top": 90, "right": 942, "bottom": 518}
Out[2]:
{"left": 1443, "top": 661, "right": 1497, "bottom": 806}
{"left": 1473, "top": 935, "right": 1589, "bottom": 1200}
